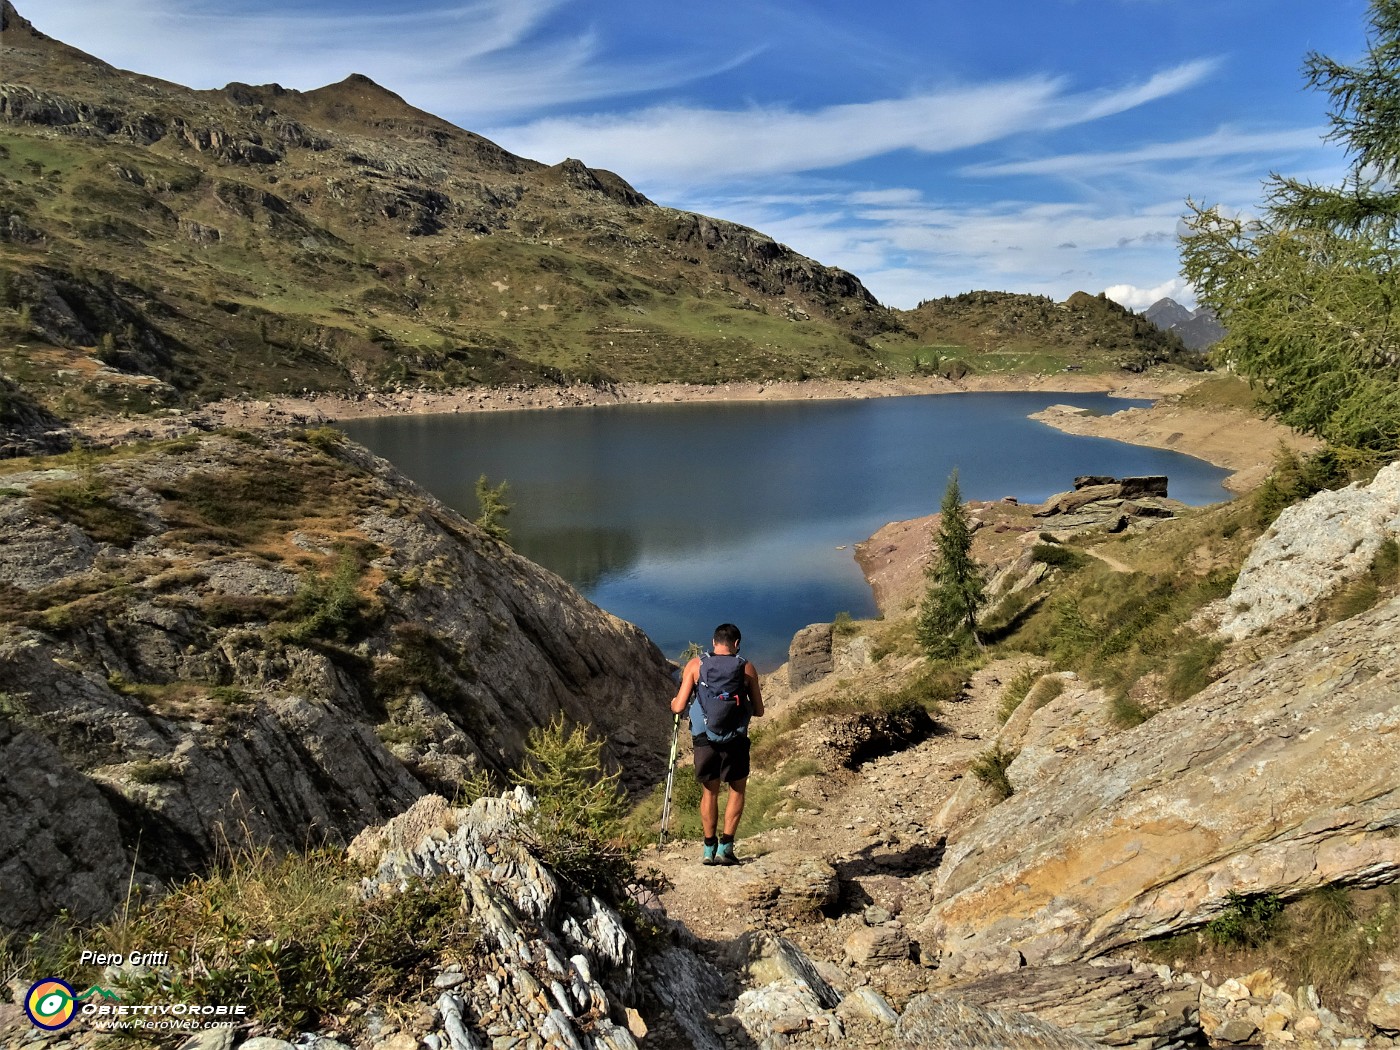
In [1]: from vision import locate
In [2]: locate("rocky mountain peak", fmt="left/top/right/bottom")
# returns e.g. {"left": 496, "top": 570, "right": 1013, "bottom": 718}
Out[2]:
{"left": 1144, "top": 297, "right": 1193, "bottom": 328}
{"left": 1143, "top": 296, "right": 1226, "bottom": 350}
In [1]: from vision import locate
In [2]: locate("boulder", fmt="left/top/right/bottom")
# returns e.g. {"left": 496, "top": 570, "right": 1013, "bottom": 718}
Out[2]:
{"left": 728, "top": 930, "right": 840, "bottom": 1008}
{"left": 1369, "top": 980, "right": 1400, "bottom": 1032}
{"left": 1118, "top": 476, "right": 1168, "bottom": 499}
{"left": 1033, "top": 483, "right": 1121, "bottom": 516}
{"left": 1219, "top": 461, "right": 1400, "bottom": 640}
{"left": 717, "top": 850, "right": 840, "bottom": 917}
{"left": 788, "top": 622, "right": 834, "bottom": 688}
{"left": 844, "top": 925, "right": 911, "bottom": 966}
{"left": 921, "top": 595, "right": 1400, "bottom": 971}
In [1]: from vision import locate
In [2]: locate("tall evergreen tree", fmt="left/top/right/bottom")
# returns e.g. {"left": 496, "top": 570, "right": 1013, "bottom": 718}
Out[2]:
{"left": 917, "top": 470, "right": 986, "bottom": 659}
{"left": 1180, "top": 0, "right": 1400, "bottom": 458}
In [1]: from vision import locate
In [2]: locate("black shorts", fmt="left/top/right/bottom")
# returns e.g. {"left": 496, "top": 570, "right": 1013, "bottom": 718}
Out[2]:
{"left": 693, "top": 733, "right": 751, "bottom": 786}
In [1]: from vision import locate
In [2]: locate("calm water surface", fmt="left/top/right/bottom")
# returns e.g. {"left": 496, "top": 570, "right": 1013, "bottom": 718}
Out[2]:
{"left": 342, "top": 392, "right": 1232, "bottom": 668}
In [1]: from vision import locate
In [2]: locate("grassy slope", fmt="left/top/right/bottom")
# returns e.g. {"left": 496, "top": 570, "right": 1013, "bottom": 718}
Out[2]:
{"left": 0, "top": 4, "right": 1199, "bottom": 422}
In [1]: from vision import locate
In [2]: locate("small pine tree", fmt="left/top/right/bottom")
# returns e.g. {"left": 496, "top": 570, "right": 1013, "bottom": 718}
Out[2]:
{"left": 473, "top": 474, "right": 511, "bottom": 542}
{"left": 916, "top": 469, "right": 986, "bottom": 659}
{"left": 511, "top": 715, "right": 630, "bottom": 895}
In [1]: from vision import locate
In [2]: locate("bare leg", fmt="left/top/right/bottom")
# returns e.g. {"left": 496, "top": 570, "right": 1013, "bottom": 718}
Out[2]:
{"left": 722, "top": 777, "right": 747, "bottom": 836}
{"left": 700, "top": 780, "right": 722, "bottom": 839}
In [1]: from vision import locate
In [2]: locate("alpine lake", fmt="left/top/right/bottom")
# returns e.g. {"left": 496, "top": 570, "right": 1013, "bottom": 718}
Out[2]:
{"left": 340, "top": 391, "right": 1232, "bottom": 670}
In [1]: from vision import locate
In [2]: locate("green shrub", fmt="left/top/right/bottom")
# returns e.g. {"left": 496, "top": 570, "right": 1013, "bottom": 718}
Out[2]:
{"left": 473, "top": 474, "right": 511, "bottom": 542}
{"left": 1286, "top": 885, "right": 1400, "bottom": 999}
{"left": 1206, "top": 890, "right": 1284, "bottom": 948}
{"left": 1252, "top": 447, "right": 1354, "bottom": 527}
{"left": 278, "top": 548, "right": 372, "bottom": 642}
{"left": 1024, "top": 674, "right": 1065, "bottom": 712}
{"left": 1031, "top": 543, "right": 1088, "bottom": 570}
{"left": 832, "top": 610, "right": 858, "bottom": 637}
{"left": 1322, "top": 538, "right": 1400, "bottom": 622}
{"left": 127, "top": 759, "right": 180, "bottom": 784}
{"left": 997, "top": 664, "right": 1043, "bottom": 722}
{"left": 970, "top": 745, "right": 1017, "bottom": 800}
{"left": 1109, "top": 691, "right": 1151, "bottom": 728}
{"left": 294, "top": 426, "right": 344, "bottom": 453}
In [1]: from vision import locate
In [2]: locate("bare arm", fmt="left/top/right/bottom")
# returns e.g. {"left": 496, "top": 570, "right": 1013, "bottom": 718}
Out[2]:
{"left": 745, "top": 661, "right": 763, "bottom": 717}
{"left": 671, "top": 658, "right": 699, "bottom": 715}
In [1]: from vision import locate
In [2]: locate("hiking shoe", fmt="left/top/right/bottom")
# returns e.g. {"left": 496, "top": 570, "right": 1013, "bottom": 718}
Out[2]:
{"left": 702, "top": 841, "right": 718, "bottom": 865}
{"left": 716, "top": 841, "right": 738, "bottom": 866}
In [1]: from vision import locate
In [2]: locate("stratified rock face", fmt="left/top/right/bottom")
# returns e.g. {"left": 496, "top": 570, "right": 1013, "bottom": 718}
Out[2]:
{"left": 357, "top": 794, "right": 845, "bottom": 1050}
{"left": 0, "top": 431, "right": 674, "bottom": 933}
{"left": 945, "top": 961, "right": 1201, "bottom": 1050}
{"left": 1219, "top": 461, "right": 1400, "bottom": 640}
{"left": 895, "top": 994, "right": 1103, "bottom": 1049}
{"left": 920, "top": 594, "right": 1400, "bottom": 976}
{"left": 788, "top": 622, "right": 834, "bottom": 689}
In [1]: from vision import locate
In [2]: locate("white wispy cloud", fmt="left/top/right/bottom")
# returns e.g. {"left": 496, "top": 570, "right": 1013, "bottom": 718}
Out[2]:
{"left": 485, "top": 60, "right": 1221, "bottom": 181}
{"left": 962, "top": 126, "right": 1331, "bottom": 178}
{"left": 26, "top": 0, "right": 756, "bottom": 122}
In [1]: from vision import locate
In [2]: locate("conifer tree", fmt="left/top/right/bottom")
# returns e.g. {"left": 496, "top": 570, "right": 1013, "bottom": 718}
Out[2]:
{"left": 917, "top": 470, "right": 986, "bottom": 659}
{"left": 1180, "top": 0, "right": 1400, "bottom": 457}
{"left": 473, "top": 474, "right": 511, "bottom": 542}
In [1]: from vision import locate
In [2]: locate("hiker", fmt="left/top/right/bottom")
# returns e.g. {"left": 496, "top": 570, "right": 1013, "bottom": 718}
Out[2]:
{"left": 671, "top": 623, "right": 764, "bottom": 865}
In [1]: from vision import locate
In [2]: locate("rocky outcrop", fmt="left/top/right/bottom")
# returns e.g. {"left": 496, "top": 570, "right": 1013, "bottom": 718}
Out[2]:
{"left": 788, "top": 623, "right": 834, "bottom": 688}
{"left": 350, "top": 793, "right": 848, "bottom": 1050}
{"left": 944, "top": 961, "right": 1201, "bottom": 1049}
{"left": 1033, "top": 474, "right": 1179, "bottom": 531}
{"left": 895, "top": 994, "right": 1103, "bottom": 1049}
{"left": 920, "top": 594, "right": 1400, "bottom": 976}
{"left": 1218, "top": 461, "right": 1400, "bottom": 640}
{"left": 0, "top": 376, "right": 72, "bottom": 457}
{"left": 0, "top": 431, "right": 674, "bottom": 934}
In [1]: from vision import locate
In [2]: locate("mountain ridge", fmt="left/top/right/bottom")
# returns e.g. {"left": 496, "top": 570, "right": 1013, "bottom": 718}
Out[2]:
{"left": 0, "top": 1, "right": 1202, "bottom": 431}
{"left": 0, "top": 0, "right": 903, "bottom": 420}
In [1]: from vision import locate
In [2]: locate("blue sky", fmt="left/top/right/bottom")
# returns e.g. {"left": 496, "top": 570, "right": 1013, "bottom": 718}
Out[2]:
{"left": 26, "top": 0, "right": 1370, "bottom": 310}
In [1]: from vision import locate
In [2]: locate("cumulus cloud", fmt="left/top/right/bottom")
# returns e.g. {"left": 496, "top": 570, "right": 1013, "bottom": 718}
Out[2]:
{"left": 1103, "top": 279, "right": 1195, "bottom": 311}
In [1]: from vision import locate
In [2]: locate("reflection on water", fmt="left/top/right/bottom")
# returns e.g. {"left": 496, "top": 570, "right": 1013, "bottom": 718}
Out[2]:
{"left": 342, "top": 392, "right": 1232, "bottom": 669}
{"left": 524, "top": 527, "right": 639, "bottom": 592}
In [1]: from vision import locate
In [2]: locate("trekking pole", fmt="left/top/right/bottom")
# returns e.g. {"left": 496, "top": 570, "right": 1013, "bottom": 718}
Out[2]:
{"left": 657, "top": 712, "right": 681, "bottom": 849}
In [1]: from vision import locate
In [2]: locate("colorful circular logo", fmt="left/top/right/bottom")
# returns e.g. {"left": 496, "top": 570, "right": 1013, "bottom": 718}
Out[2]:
{"left": 25, "top": 979, "right": 76, "bottom": 1030}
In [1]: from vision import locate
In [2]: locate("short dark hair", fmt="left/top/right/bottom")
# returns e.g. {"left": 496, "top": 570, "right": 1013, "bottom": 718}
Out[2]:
{"left": 712, "top": 623, "right": 741, "bottom": 649}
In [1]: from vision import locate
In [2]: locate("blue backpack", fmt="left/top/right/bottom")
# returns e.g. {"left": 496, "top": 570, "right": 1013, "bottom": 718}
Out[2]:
{"left": 696, "top": 652, "right": 750, "bottom": 742}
